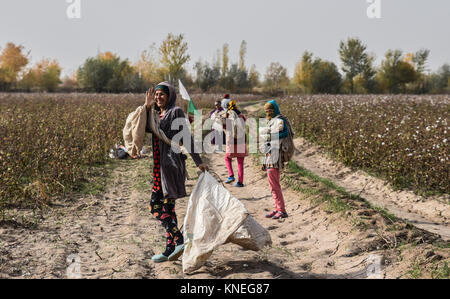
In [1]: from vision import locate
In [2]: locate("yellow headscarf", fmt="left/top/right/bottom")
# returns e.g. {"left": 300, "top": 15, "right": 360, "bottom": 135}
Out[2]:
{"left": 227, "top": 100, "right": 237, "bottom": 111}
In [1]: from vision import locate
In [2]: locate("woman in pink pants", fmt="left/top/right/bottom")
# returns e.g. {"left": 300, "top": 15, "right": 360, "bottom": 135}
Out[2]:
{"left": 260, "top": 100, "right": 291, "bottom": 219}
{"left": 223, "top": 100, "right": 248, "bottom": 187}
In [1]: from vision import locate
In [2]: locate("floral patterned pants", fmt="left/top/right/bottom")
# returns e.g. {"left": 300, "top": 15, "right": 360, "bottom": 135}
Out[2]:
{"left": 150, "top": 190, "right": 184, "bottom": 256}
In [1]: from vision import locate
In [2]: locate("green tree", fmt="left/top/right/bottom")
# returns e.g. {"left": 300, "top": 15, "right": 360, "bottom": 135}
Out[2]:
{"left": 19, "top": 59, "right": 61, "bottom": 92}
{"left": 293, "top": 51, "right": 314, "bottom": 93}
{"left": 249, "top": 64, "right": 260, "bottom": 89}
{"left": 77, "top": 52, "right": 139, "bottom": 93}
{"left": 428, "top": 64, "right": 450, "bottom": 94}
{"left": 194, "top": 60, "right": 221, "bottom": 92}
{"left": 339, "top": 38, "right": 375, "bottom": 93}
{"left": 412, "top": 49, "right": 430, "bottom": 93}
{"left": 263, "top": 62, "right": 289, "bottom": 95}
{"left": 159, "top": 33, "right": 190, "bottom": 84}
{"left": 378, "top": 50, "right": 417, "bottom": 93}
{"left": 40, "top": 60, "right": 62, "bottom": 92}
{"left": 311, "top": 59, "right": 342, "bottom": 94}
{"left": 229, "top": 63, "right": 250, "bottom": 92}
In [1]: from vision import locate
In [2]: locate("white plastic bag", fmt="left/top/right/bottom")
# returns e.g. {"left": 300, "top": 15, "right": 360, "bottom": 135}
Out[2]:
{"left": 182, "top": 172, "right": 272, "bottom": 274}
{"left": 226, "top": 215, "right": 272, "bottom": 252}
{"left": 182, "top": 172, "right": 248, "bottom": 273}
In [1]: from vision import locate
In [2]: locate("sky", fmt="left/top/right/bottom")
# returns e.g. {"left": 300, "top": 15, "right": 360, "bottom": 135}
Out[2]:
{"left": 0, "top": 0, "right": 449, "bottom": 78}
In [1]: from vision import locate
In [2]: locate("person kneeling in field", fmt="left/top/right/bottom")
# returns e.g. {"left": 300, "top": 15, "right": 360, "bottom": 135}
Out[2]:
{"left": 260, "top": 100, "right": 293, "bottom": 219}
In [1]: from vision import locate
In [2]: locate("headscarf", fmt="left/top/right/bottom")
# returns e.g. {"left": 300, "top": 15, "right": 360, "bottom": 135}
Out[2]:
{"left": 155, "top": 84, "right": 170, "bottom": 96}
{"left": 264, "top": 100, "right": 280, "bottom": 120}
{"left": 153, "top": 82, "right": 176, "bottom": 112}
{"left": 221, "top": 98, "right": 231, "bottom": 110}
{"left": 227, "top": 100, "right": 242, "bottom": 116}
{"left": 227, "top": 100, "right": 237, "bottom": 111}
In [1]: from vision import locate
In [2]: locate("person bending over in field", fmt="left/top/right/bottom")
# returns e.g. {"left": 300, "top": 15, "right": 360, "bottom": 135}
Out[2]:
{"left": 260, "top": 100, "right": 291, "bottom": 219}
{"left": 144, "top": 82, "right": 209, "bottom": 263}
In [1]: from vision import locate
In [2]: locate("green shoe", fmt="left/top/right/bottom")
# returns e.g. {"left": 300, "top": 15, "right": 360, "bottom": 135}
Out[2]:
{"left": 168, "top": 244, "right": 185, "bottom": 261}
{"left": 152, "top": 253, "right": 168, "bottom": 263}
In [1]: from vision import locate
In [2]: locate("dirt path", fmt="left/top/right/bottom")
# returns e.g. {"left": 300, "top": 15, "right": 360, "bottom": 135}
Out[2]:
{"left": 0, "top": 153, "right": 448, "bottom": 279}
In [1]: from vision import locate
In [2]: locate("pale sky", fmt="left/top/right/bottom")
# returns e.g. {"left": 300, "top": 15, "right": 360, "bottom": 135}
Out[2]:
{"left": 1, "top": 0, "right": 449, "bottom": 77}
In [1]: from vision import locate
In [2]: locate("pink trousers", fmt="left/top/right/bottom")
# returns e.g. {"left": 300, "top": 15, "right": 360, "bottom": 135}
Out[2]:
{"left": 267, "top": 168, "right": 286, "bottom": 213}
{"left": 225, "top": 156, "right": 244, "bottom": 183}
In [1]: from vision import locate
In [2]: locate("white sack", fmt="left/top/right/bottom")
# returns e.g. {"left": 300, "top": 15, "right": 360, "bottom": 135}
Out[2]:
{"left": 182, "top": 172, "right": 272, "bottom": 274}
{"left": 226, "top": 215, "right": 272, "bottom": 252}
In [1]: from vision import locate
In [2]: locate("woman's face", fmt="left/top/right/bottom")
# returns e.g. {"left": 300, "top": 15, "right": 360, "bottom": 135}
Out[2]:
{"left": 265, "top": 107, "right": 275, "bottom": 120}
{"left": 155, "top": 90, "right": 169, "bottom": 109}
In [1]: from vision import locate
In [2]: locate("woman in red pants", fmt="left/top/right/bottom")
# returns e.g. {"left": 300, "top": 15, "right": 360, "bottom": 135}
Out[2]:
{"left": 223, "top": 100, "right": 248, "bottom": 187}
{"left": 260, "top": 100, "right": 291, "bottom": 219}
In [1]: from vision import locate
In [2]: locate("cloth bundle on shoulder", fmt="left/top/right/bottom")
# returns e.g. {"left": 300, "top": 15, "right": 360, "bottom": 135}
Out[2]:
{"left": 182, "top": 172, "right": 272, "bottom": 274}
{"left": 123, "top": 105, "right": 148, "bottom": 157}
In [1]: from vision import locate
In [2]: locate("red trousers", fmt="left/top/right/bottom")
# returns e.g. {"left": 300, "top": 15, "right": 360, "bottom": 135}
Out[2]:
{"left": 267, "top": 168, "right": 286, "bottom": 213}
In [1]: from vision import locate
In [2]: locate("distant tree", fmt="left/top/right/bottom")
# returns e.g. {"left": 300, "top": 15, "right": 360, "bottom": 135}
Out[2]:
{"left": 222, "top": 43, "right": 229, "bottom": 77}
{"left": 214, "top": 48, "right": 221, "bottom": 70}
{"left": 194, "top": 60, "right": 221, "bottom": 92}
{"left": 310, "top": 59, "right": 342, "bottom": 94}
{"left": 59, "top": 73, "right": 79, "bottom": 92}
{"left": 159, "top": 33, "right": 190, "bottom": 84}
{"left": 263, "top": 62, "right": 289, "bottom": 95}
{"left": 39, "top": 60, "right": 62, "bottom": 92}
{"left": 428, "top": 64, "right": 450, "bottom": 94}
{"left": 19, "top": 59, "right": 61, "bottom": 92}
{"left": 77, "top": 52, "right": 139, "bottom": 93}
{"left": 412, "top": 49, "right": 430, "bottom": 74}
{"left": 136, "top": 43, "right": 165, "bottom": 87}
{"left": 293, "top": 51, "right": 314, "bottom": 93}
{"left": 229, "top": 63, "right": 250, "bottom": 92}
{"left": 239, "top": 40, "right": 247, "bottom": 71}
{"left": 0, "top": 42, "right": 29, "bottom": 90}
{"left": 378, "top": 50, "right": 417, "bottom": 93}
{"left": 249, "top": 64, "right": 260, "bottom": 89}
{"left": 339, "top": 38, "right": 375, "bottom": 93}
{"left": 412, "top": 49, "right": 430, "bottom": 93}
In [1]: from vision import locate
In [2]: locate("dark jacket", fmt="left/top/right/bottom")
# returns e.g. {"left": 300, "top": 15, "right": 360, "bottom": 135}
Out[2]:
{"left": 146, "top": 82, "right": 203, "bottom": 200}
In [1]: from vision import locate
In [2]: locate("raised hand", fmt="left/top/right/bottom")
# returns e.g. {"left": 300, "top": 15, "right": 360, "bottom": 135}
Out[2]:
{"left": 145, "top": 87, "right": 156, "bottom": 110}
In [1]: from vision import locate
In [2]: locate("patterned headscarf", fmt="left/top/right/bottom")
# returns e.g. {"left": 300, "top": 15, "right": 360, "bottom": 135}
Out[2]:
{"left": 227, "top": 100, "right": 237, "bottom": 111}
{"left": 264, "top": 102, "right": 275, "bottom": 120}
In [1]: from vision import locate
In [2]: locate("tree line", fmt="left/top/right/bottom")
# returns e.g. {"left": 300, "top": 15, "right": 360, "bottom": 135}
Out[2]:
{"left": 0, "top": 35, "right": 448, "bottom": 94}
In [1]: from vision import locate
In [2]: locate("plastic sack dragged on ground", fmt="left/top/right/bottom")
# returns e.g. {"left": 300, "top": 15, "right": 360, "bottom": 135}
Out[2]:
{"left": 182, "top": 172, "right": 271, "bottom": 274}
